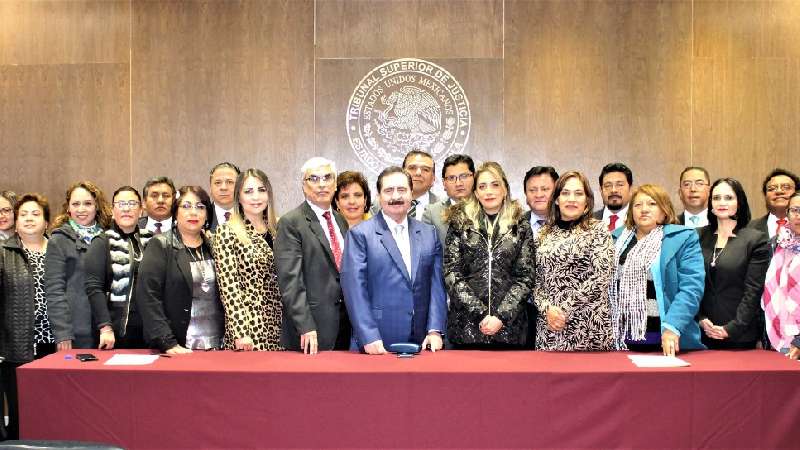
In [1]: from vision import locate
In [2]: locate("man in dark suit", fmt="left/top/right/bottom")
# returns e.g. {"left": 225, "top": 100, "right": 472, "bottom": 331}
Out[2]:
{"left": 677, "top": 166, "right": 710, "bottom": 227}
{"left": 275, "top": 157, "right": 350, "bottom": 354}
{"left": 421, "top": 153, "right": 475, "bottom": 246}
{"left": 341, "top": 167, "right": 447, "bottom": 354}
{"left": 747, "top": 168, "right": 799, "bottom": 239}
{"left": 593, "top": 162, "right": 632, "bottom": 232}
{"left": 138, "top": 176, "right": 176, "bottom": 234}
{"left": 207, "top": 162, "right": 240, "bottom": 232}
{"left": 373, "top": 149, "right": 440, "bottom": 218}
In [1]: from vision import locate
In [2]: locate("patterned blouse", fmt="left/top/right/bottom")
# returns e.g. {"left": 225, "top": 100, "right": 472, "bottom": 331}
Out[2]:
{"left": 24, "top": 246, "right": 54, "bottom": 345}
{"left": 534, "top": 220, "right": 615, "bottom": 351}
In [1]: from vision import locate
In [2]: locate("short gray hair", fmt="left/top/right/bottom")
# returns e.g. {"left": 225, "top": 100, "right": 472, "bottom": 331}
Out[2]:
{"left": 300, "top": 157, "right": 337, "bottom": 177}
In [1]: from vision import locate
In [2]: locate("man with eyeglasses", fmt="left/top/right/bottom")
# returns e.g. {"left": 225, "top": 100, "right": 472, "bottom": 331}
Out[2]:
{"left": 677, "top": 166, "right": 711, "bottom": 227}
{"left": 138, "top": 176, "right": 176, "bottom": 235}
{"left": 208, "top": 162, "right": 240, "bottom": 232}
{"left": 747, "top": 168, "right": 800, "bottom": 239}
{"left": 275, "top": 157, "right": 351, "bottom": 355}
{"left": 593, "top": 162, "right": 633, "bottom": 232}
{"left": 422, "top": 154, "right": 475, "bottom": 246}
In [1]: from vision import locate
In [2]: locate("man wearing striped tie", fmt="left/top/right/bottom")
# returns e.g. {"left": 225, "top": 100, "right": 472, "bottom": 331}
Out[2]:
{"left": 593, "top": 162, "right": 633, "bottom": 233}
{"left": 138, "top": 176, "right": 176, "bottom": 234}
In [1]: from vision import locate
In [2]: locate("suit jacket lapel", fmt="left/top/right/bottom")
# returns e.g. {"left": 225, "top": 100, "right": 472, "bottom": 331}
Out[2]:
{"left": 409, "top": 220, "right": 421, "bottom": 286}
{"left": 377, "top": 214, "right": 412, "bottom": 285}
{"left": 171, "top": 238, "right": 194, "bottom": 293}
{"left": 302, "top": 202, "right": 338, "bottom": 271}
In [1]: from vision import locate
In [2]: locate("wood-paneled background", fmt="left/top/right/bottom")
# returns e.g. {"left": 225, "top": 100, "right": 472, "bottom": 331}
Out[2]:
{"left": 2, "top": 0, "right": 798, "bottom": 217}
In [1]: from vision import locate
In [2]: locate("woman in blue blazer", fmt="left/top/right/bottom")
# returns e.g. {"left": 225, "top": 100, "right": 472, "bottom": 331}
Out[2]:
{"left": 611, "top": 184, "right": 705, "bottom": 355}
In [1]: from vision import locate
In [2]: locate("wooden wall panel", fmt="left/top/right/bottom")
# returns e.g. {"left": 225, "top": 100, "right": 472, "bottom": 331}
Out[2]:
{"left": 316, "top": 0, "right": 503, "bottom": 59}
{"left": 0, "top": 64, "right": 131, "bottom": 207}
{"left": 131, "top": 0, "right": 314, "bottom": 213}
{"left": 692, "top": 0, "right": 800, "bottom": 217}
{"left": 505, "top": 0, "right": 692, "bottom": 204}
{"left": 0, "top": 0, "right": 130, "bottom": 65}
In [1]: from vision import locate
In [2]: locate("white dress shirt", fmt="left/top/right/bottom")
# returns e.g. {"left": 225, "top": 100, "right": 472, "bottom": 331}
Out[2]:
{"left": 410, "top": 191, "right": 433, "bottom": 221}
{"left": 306, "top": 200, "right": 344, "bottom": 250}
{"left": 601, "top": 206, "right": 628, "bottom": 231}
{"left": 214, "top": 204, "right": 233, "bottom": 226}
{"left": 384, "top": 212, "right": 411, "bottom": 275}
{"left": 683, "top": 209, "right": 708, "bottom": 228}
{"left": 145, "top": 217, "right": 173, "bottom": 234}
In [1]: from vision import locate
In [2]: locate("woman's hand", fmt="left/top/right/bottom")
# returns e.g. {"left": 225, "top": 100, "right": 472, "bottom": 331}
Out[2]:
{"left": 661, "top": 329, "right": 680, "bottom": 356}
{"left": 479, "top": 316, "right": 503, "bottom": 335}
{"left": 166, "top": 345, "right": 192, "bottom": 355}
{"left": 57, "top": 340, "right": 73, "bottom": 351}
{"left": 787, "top": 345, "right": 800, "bottom": 360}
{"left": 235, "top": 336, "right": 255, "bottom": 351}
{"left": 546, "top": 305, "right": 566, "bottom": 331}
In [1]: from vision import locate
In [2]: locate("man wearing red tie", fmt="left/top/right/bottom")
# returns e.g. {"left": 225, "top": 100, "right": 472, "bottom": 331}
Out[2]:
{"left": 275, "top": 157, "right": 351, "bottom": 354}
{"left": 747, "top": 168, "right": 799, "bottom": 240}
{"left": 593, "top": 162, "right": 633, "bottom": 232}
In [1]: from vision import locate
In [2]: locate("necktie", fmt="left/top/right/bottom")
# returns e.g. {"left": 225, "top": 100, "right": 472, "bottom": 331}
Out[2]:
{"left": 689, "top": 215, "right": 699, "bottom": 226}
{"left": 224, "top": 211, "right": 231, "bottom": 222}
{"left": 608, "top": 214, "right": 618, "bottom": 231}
{"left": 154, "top": 222, "right": 162, "bottom": 235}
{"left": 776, "top": 218, "right": 787, "bottom": 237}
{"left": 322, "top": 211, "right": 342, "bottom": 270}
{"left": 408, "top": 199, "right": 419, "bottom": 220}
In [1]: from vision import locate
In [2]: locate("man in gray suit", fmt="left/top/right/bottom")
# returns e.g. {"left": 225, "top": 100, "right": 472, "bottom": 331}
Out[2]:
{"left": 275, "top": 157, "right": 351, "bottom": 354}
{"left": 422, "top": 154, "right": 475, "bottom": 245}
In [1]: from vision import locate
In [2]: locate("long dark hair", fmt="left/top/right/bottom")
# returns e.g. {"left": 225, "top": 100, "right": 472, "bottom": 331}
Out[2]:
{"left": 171, "top": 186, "right": 213, "bottom": 230}
{"left": 707, "top": 178, "right": 751, "bottom": 233}
{"left": 542, "top": 171, "right": 596, "bottom": 234}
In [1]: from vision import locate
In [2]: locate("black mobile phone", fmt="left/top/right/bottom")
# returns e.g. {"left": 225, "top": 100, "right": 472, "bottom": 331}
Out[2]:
{"left": 76, "top": 353, "right": 99, "bottom": 362}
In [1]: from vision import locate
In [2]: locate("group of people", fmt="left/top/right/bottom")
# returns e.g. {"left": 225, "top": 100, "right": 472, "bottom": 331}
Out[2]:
{"left": 1, "top": 151, "right": 799, "bottom": 439}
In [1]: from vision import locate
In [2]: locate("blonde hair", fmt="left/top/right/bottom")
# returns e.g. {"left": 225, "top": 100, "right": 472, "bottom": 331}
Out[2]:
{"left": 229, "top": 169, "right": 278, "bottom": 246}
{"left": 624, "top": 184, "right": 678, "bottom": 229}
{"left": 447, "top": 162, "right": 522, "bottom": 235}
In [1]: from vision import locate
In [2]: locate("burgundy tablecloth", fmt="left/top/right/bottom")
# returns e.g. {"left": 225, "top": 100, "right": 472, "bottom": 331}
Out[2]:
{"left": 18, "top": 350, "right": 800, "bottom": 448}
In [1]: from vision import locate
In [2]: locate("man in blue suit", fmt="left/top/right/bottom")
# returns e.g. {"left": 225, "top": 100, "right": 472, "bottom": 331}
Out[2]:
{"left": 341, "top": 166, "right": 447, "bottom": 354}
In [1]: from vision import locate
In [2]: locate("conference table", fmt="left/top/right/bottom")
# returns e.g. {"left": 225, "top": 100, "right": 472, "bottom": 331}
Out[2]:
{"left": 18, "top": 349, "right": 800, "bottom": 449}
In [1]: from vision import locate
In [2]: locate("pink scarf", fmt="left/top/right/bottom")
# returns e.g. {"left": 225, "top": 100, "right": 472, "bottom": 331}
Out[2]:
{"left": 762, "top": 228, "right": 800, "bottom": 350}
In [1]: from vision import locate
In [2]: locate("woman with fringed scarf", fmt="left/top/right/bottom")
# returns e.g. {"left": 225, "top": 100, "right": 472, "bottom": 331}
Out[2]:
{"left": 762, "top": 193, "right": 800, "bottom": 359}
{"left": 45, "top": 181, "right": 112, "bottom": 350}
{"left": 610, "top": 184, "right": 706, "bottom": 356}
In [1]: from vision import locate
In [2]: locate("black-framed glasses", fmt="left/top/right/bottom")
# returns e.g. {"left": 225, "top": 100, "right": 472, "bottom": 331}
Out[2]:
{"left": 445, "top": 173, "right": 474, "bottom": 183}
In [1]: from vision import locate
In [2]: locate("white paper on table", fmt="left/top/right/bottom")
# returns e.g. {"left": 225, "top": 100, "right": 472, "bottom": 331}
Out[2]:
{"left": 627, "top": 354, "right": 690, "bottom": 368}
{"left": 104, "top": 354, "right": 160, "bottom": 366}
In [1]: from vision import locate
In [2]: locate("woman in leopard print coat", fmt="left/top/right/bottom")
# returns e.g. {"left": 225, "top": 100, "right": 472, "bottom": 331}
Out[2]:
{"left": 213, "top": 169, "right": 283, "bottom": 351}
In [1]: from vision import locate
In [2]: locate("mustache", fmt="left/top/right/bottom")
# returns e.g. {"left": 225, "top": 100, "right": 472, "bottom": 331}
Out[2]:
{"left": 387, "top": 200, "right": 406, "bottom": 206}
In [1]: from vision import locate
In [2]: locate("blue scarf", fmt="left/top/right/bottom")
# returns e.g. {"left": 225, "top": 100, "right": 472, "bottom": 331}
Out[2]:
{"left": 68, "top": 219, "right": 103, "bottom": 244}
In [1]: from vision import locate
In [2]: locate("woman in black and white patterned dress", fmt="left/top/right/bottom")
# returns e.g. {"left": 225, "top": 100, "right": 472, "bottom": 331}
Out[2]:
{"left": 0, "top": 193, "right": 55, "bottom": 439}
{"left": 534, "top": 171, "right": 615, "bottom": 351}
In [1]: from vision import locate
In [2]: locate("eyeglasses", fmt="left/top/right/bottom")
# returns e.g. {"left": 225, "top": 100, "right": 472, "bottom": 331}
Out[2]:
{"left": 113, "top": 200, "right": 141, "bottom": 209}
{"left": 305, "top": 174, "right": 334, "bottom": 185}
{"left": 681, "top": 180, "right": 709, "bottom": 189}
{"left": 444, "top": 173, "right": 473, "bottom": 183}
{"left": 788, "top": 207, "right": 800, "bottom": 218}
{"left": 766, "top": 183, "right": 794, "bottom": 193}
{"left": 0, "top": 208, "right": 12, "bottom": 216}
{"left": 179, "top": 202, "right": 207, "bottom": 211}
